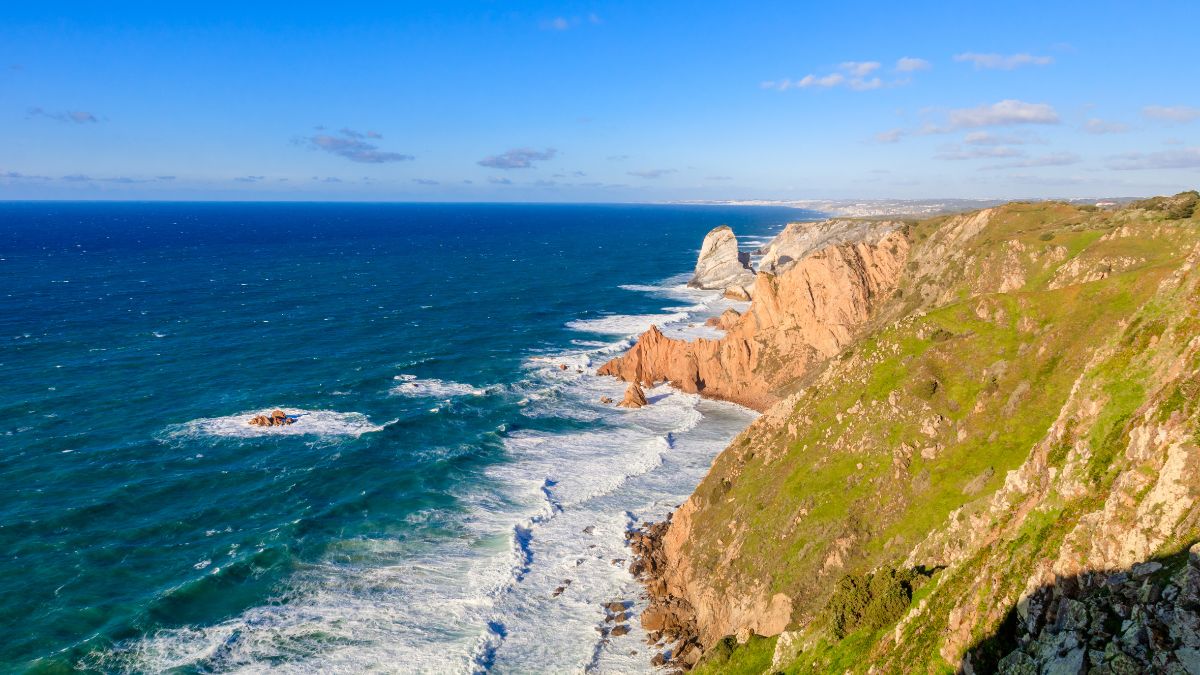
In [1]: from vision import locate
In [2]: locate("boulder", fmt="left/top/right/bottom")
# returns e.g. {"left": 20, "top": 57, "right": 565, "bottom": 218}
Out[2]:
{"left": 248, "top": 410, "right": 295, "bottom": 427}
{"left": 688, "top": 225, "right": 756, "bottom": 294}
{"left": 618, "top": 383, "right": 649, "bottom": 408}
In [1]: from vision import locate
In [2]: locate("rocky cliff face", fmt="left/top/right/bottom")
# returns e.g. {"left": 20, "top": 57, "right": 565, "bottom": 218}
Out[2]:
{"left": 599, "top": 219, "right": 910, "bottom": 411}
{"left": 688, "top": 225, "right": 757, "bottom": 299}
{"left": 624, "top": 196, "right": 1200, "bottom": 673}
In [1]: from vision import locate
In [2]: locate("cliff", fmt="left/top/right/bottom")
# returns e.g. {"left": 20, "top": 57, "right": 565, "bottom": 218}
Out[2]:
{"left": 619, "top": 194, "right": 1200, "bottom": 673}
{"left": 599, "top": 219, "right": 909, "bottom": 411}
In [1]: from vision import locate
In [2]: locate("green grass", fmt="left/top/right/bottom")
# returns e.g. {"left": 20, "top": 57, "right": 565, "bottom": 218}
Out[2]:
{"left": 670, "top": 198, "right": 1200, "bottom": 673}
{"left": 692, "top": 635, "right": 778, "bottom": 675}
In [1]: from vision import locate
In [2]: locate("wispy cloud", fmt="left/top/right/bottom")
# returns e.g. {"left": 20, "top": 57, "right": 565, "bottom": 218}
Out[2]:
{"left": 412, "top": 178, "right": 439, "bottom": 185}
{"left": 762, "top": 58, "right": 923, "bottom": 92}
{"left": 1142, "top": 105, "right": 1200, "bottom": 123}
{"left": 981, "top": 152, "right": 1081, "bottom": 170}
{"left": 1108, "top": 147, "right": 1200, "bottom": 170}
{"left": 301, "top": 128, "right": 413, "bottom": 163}
{"left": 895, "top": 57, "right": 931, "bottom": 73}
{"left": 947, "top": 100, "right": 1059, "bottom": 128}
{"left": 705, "top": 175, "right": 733, "bottom": 181}
{"left": 478, "top": 148, "right": 557, "bottom": 169}
{"left": 874, "top": 129, "right": 906, "bottom": 143}
{"left": 540, "top": 14, "right": 602, "bottom": 30}
{"left": 840, "top": 61, "right": 880, "bottom": 77}
{"left": 935, "top": 145, "right": 1025, "bottom": 161}
{"left": 1083, "top": 118, "right": 1130, "bottom": 134}
{"left": 51, "top": 173, "right": 173, "bottom": 183}
{"left": 953, "top": 52, "right": 1054, "bottom": 70}
{"left": 628, "top": 168, "right": 677, "bottom": 179}
{"left": 0, "top": 170, "right": 51, "bottom": 180}
{"left": 29, "top": 107, "right": 98, "bottom": 123}
{"left": 963, "top": 130, "right": 1043, "bottom": 145}
{"left": 488, "top": 176, "right": 513, "bottom": 185}
{"left": 235, "top": 176, "right": 264, "bottom": 183}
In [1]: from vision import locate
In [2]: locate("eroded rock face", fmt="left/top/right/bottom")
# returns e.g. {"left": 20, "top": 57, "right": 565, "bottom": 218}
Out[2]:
{"left": 688, "top": 225, "right": 756, "bottom": 295}
{"left": 248, "top": 409, "right": 294, "bottom": 427}
{"left": 599, "top": 220, "right": 910, "bottom": 411}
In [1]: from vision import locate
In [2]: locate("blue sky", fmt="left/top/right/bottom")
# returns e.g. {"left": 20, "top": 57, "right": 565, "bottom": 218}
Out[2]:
{"left": 2, "top": 1, "right": 1197, "bottom": 201}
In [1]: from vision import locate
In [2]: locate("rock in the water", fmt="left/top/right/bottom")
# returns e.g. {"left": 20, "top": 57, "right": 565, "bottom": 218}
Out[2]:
{"left": 618, "top": 383, "right": 649, "bottom": 408}
{"left": 611, "top": 624, "right": 631, "bottom": 637}
{"left": 688, "top": 225, "right": 755, "bottom": 294}
{"left": 599, "top": 396, "right": 614, "bottom": 405}
{"left": 248, "top": 410, "right": 295, "bottom": 427}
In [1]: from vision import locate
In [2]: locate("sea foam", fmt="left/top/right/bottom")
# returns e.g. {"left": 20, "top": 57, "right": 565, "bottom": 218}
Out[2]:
{"left": 165, "top": 408, "right": 388, "bottom": 440}
{"left": 389, "top": 374, "right": 491, "bottom": 398}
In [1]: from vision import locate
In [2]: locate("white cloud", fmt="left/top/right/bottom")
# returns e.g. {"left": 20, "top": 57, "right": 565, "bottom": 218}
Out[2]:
{"left": 764, "top": 59, "right": 915, "bottom": 92}
{"left": 947, "top": 99, "right": 1060, "bottom": 128}
{"left": 303, "top": 128, "right": 414, "bottom": 163}
{"left": 1142, "top": 105, "right": 1200, "bottom": 123}
{"left": 1083, "top": 118, "right": 1130, "bottom": 134}
{"left": 935, "top": 144, "right": 1025, "bottom": 160}
{"left": 953, "top": 52, "right": 1054, "bottom": 70}
{"left": 29, "top": 107, "right": 99, "bottom": 124}
{"left": 875, "top": 129, "right": 905, "bottom": 143}
{"left": 895, "top": 57, "right": 931, "bottom": 72}
{"left": 1108, "top": 147, "right": 1200, "bottom": 170}
{"left": 628, "top": 168, "right": 677, "bottom": 178}
{"left": 963, "top": 130, "right": 1043, "bottom": 145}
{"left": 478, "top": 147, "right": 557, "bottom": 169}
{"left": 796, "top": 73, "right": 845, "bottom": 88}
{"left": 847, "top": 77, "right": 883, "bottom": 91}
{"left": 982, "top": 152, "right": 1081, "bottom": 169}
{"left": 839, "top": 61, "right": 881, "bottom": 77}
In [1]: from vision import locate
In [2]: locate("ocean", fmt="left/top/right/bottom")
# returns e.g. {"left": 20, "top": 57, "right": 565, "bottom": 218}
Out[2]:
{"left": 0, "top": 202, "right": 814, "bottom": 673}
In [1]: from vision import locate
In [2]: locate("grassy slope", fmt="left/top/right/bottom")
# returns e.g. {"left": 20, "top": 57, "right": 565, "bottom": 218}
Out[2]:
{"left": 678, "top": 197, "right": 1200, "bottom": 672}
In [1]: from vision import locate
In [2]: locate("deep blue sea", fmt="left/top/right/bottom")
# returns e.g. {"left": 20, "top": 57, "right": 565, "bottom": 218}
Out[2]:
{"left": 0, "top": 202, "right": 813, "bottom": 673}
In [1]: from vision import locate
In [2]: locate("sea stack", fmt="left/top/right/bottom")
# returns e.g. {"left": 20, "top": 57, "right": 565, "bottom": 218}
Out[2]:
{"left": 618, "top": 383, "right": 648, "bottom": 408}
{"left": 688, "top": 225, "right": 756, "bottom": 299}
{"left": 248, "top": 409, "right": 295, "bottom": 427}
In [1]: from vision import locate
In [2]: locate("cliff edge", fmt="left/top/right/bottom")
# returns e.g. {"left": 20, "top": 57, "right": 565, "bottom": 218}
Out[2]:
{"left": 620, "top": 193, "right": 1200, "bottom": 673}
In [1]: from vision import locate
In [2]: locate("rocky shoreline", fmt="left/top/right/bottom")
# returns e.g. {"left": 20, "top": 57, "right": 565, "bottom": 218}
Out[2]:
{"left": 628, "top": 515, "right": 705, "bottom": 669}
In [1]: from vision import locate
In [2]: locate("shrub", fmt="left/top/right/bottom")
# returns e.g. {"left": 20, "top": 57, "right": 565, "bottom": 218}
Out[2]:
{"left": 1039, "top": 232, "right": 1055, "bottom": 241}
{"left": 821, "top": 566, "right": 918, "bottom": 639}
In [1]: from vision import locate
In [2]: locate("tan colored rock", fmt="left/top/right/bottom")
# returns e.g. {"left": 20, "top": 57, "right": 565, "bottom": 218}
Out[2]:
{"left": 249, "top": 410, "right": 294, "bottom": 427}
{"left": 618, "top": 383, "right": 648, "bottom": 408}
{"left": 599, "top": 221, "right": 910, "bottom": 411}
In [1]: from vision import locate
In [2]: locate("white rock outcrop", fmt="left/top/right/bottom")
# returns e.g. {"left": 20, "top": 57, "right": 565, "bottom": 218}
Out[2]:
{"left": 688, "top": 225, "right": 756, "bottom": 296}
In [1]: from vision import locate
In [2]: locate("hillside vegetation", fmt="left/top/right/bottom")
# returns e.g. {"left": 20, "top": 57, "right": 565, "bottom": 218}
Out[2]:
{"left": 640, "top": 192, "right": 1200, "bottom": 673}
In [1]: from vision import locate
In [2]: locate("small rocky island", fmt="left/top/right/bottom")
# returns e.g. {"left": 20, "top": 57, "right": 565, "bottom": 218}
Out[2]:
{"left": 247, "top": 409, "right": 295, "bottom": 427}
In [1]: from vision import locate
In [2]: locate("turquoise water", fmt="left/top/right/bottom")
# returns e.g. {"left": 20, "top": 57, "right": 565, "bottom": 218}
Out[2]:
{"left": 0, "top": 202, "right": 811, "bottom": 672}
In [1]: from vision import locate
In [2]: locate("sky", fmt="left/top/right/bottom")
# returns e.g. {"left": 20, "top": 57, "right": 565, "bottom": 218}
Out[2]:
{"left": 1, "top": 1, "right": 1198, "bottom": 202}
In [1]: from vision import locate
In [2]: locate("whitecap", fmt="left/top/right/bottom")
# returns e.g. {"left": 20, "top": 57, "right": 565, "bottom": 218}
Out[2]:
{"left": 565, "top": 311, "right": 690, "bottom": 336}
{"left": 389, "top": 374, "right": 490, "bottom": 398}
